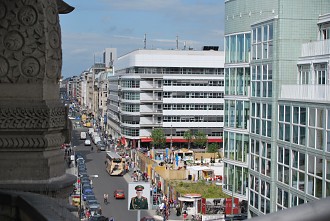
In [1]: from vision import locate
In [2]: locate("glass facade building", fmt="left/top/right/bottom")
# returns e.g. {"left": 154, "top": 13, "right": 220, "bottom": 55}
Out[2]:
{"left": 224, "top": 0, "right": 330, "bottom": 218}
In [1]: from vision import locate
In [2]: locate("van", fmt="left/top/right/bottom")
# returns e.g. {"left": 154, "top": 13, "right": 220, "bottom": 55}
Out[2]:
{"left": 80, "top": 132, "right": 87, "bottom": 140}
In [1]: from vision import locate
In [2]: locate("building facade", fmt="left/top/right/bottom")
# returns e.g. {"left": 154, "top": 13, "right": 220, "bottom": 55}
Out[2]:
{"left": 107, "top": 49, "right": 225, "bottom": 149}
{"left": 276, "top": 12, "right": 330, "bottom": 212}
{"left": 224, "top": 0, "right": 330, "bottom": 218}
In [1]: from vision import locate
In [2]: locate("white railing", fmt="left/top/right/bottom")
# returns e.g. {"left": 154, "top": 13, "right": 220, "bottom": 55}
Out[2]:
{"left": 301, "top": 39, "right": 330, "bottom": 57}
{"left": 280, "top": 85, "right": 330, "bottom": 102}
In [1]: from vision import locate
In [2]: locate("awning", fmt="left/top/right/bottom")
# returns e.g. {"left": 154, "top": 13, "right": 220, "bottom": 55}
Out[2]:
{"left": 178, "top": 197, "right": 199, "bottom": 202}
{"left": 140, "top": 137, "right": 152, "bottom": 142}
{"left": 140, "top": 138, "right": 223, "bottom": 143}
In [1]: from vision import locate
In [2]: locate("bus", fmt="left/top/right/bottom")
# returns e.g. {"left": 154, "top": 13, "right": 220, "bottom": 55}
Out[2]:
{"left": 105, "top": 151, "right": 125, "bottom": 176}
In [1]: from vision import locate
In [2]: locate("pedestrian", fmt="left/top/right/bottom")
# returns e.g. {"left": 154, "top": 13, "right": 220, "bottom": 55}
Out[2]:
{"left": 86, "top": 209, "right": 90, "bottom": 219}
{"left": 183, "top": 211, "right": 188, "bottom": 220}
{"left": 176, "top": 204, "right": 181, "bottom": 216}
{"left": 104, "top": 193, "right": 108, "bottom": 204}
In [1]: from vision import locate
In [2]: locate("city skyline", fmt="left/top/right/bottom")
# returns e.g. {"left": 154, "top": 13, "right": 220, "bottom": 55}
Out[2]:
{"left": 60, "top": 0, "right": 225, "bottom": 78}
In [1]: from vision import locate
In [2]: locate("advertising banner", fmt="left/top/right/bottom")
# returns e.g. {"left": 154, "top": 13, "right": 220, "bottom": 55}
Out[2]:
{"left": 128, "top": 182, "right": 151, "bottom": 210}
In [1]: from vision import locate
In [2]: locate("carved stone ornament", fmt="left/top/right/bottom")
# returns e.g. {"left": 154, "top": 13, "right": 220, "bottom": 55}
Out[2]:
{"left": 0, "top": 0, "right": 62, "bottom": 84}
{"left": 0, "top": 133, "right": 65, "bottom": 149}
{"left": 0, "top": 102, "right": 66, "bottom": 129}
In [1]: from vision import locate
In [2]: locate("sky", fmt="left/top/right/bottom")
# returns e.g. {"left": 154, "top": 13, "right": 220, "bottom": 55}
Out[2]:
{"left": 60, "top": 0, "right": 225, "bottom": 78}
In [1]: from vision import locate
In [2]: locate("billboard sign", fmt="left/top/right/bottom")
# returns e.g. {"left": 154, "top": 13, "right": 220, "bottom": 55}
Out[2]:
{"left": 128, "top": 182, "right": 151, "bottom": 210}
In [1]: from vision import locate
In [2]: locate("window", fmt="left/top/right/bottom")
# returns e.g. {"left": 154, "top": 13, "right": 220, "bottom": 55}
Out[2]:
{"left": 314, "top": 63, "right": 327, "bottom": 85}
{"left": 252, "top": 22, "right": 273, "bottom": 61}
{"left": 298, "top": 65, "right": 310, "bottom": 84}
{"left": 278, "top": 105, "right": 291, "bottom": 142}
{"left": 225, "top": 33, "right": 251, "bottom": 64}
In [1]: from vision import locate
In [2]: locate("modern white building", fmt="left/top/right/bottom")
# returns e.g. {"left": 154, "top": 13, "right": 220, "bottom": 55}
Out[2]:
{"left": 107, "top": 49, "right": 225, "bottom": 149}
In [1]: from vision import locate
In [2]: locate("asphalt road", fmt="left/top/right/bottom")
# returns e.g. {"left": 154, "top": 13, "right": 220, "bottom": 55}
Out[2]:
{"left": 71, "top": 125, "right": 152, "bottom": 221}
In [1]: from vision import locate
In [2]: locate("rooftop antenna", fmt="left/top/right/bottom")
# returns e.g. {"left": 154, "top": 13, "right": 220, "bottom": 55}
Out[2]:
{"left": 144, "top": 33, "right": 147, "bottom": 49}
{"left": 176, "top": 35, "right": 179, "bottom": 50}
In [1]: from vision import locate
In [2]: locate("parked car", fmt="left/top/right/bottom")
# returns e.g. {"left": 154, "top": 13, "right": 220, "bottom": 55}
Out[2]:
{"left": 84, "top": 194, "right": 97, "bottom": 202}
{"left": 85, "top": 199, "right": 99, "bottom": 208}
{"left": 113, "top": 189, "right": 125, "bottom": 199}
{"left": 80, "top": 177, "right": 90, "bottom": 183}
{"left": 82, "top": 184, "right": 93, "bottom": 192}
{"left": 78, "top": 165, "right": 87, "bottom": 172}
{"left": 86, "top": 202, "right": 102, "bottom": 216}
{"left": 76, "top": 158, "right": 85, "bottom": 166}
{"left": 83, "top": 189, "right": 94, "bottom": 201}
{"left": 85, "top": 139, "right": 91, "bottom": 146}
{"left": 79, "top": 170, "right": 88, "bottom": 177}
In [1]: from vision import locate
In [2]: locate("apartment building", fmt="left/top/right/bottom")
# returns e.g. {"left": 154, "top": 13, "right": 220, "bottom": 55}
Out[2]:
{"left": 223, "top": 0, "right": 330, "bottom": 218}
{"left": 107, "top": 49, "right": 225, "bottom": 149}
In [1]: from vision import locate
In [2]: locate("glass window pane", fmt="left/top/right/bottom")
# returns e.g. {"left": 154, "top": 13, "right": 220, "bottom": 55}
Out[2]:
{"left": 309, "top": 108, "right": 316, "bottom": 126}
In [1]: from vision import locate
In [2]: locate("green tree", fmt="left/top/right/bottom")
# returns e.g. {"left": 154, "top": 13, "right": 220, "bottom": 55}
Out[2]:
{"left": 183, "top": 130, "right": 193, "bottom": 149}
{"left": 194, "top": 130, "right": 208, "bottom": 148}
{"left": 150, "top": 128, "right": 166, "bottom": 148}
{"left": 207, "top": 143, "right": 219, "bottom": 153}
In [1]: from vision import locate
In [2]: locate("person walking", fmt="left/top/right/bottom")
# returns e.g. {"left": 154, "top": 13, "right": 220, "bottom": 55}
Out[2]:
{"left": 176, "top": 204, "right": 181, "bottom": 216}
{"left": 103, "top": 193, "right": 108, "bottom": 204}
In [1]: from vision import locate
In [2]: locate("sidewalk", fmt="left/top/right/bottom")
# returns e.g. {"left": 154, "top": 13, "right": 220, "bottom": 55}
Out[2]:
{"left": 150, "top": 207, "right": 183, "bottom": 221}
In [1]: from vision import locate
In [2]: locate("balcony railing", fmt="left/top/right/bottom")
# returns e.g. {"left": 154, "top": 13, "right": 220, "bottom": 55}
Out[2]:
{"left": 301, "top": 39, "right": 330, "bottom": 57}
{"left": 280, "top": 85, "right": 330, "bottom": 102}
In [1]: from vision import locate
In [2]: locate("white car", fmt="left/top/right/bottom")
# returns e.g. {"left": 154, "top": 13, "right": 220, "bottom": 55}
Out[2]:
{"left": 84, "top": 139, "right": 91, "bottom": 146}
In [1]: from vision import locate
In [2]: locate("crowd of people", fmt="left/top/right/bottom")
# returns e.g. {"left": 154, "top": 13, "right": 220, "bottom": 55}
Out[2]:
{"left": 131, "top": 170, "right": 148, "bottom": 182}
{"left": 157, "top": 195, "right": 175, "bottom": 221}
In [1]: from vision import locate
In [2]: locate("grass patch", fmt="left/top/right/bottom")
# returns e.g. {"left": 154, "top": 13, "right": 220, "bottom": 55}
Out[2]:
{"left": 170, "top": 180, "right": 230, "bottom": 198}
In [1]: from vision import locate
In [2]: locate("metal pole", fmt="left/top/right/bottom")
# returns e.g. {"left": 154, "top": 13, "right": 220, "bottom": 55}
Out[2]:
{"left": 170, "top": 125, "right": 172, "bottom": 149}
{"left": 137, "top": 210, "right": 141, "bottom": 221}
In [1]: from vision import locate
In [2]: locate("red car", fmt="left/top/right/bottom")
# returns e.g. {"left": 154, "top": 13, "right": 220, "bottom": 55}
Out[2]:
{"left": 113, "top": 189, "right": 125, "bottom": 199}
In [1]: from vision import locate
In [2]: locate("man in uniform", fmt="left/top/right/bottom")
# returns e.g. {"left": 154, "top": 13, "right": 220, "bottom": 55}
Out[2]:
{"left": 129, "top": 185, "right": 148, "bottom": 210}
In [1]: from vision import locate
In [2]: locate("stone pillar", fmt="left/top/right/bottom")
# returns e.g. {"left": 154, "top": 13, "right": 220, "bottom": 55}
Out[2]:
{"left": 0, "top": 0, "right": 75, "bottom": 197}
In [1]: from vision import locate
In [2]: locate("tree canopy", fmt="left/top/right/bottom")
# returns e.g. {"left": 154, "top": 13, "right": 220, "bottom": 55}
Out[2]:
{"left": 150, "top": 128, "right": 166, "bottom": 148}
{"left": 194, "top": 130, "right": 208, "bottom": 148}
{"left": 207, "top": 143, "right": 219, "bottom": 153}
{"left": 183, "top": 130, "right": 193, "bottom": 149}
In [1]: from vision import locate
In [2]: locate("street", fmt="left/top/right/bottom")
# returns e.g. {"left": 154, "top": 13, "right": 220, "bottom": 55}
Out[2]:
{"left": 71, "top": 125, "right": 152, "bottom": 221}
